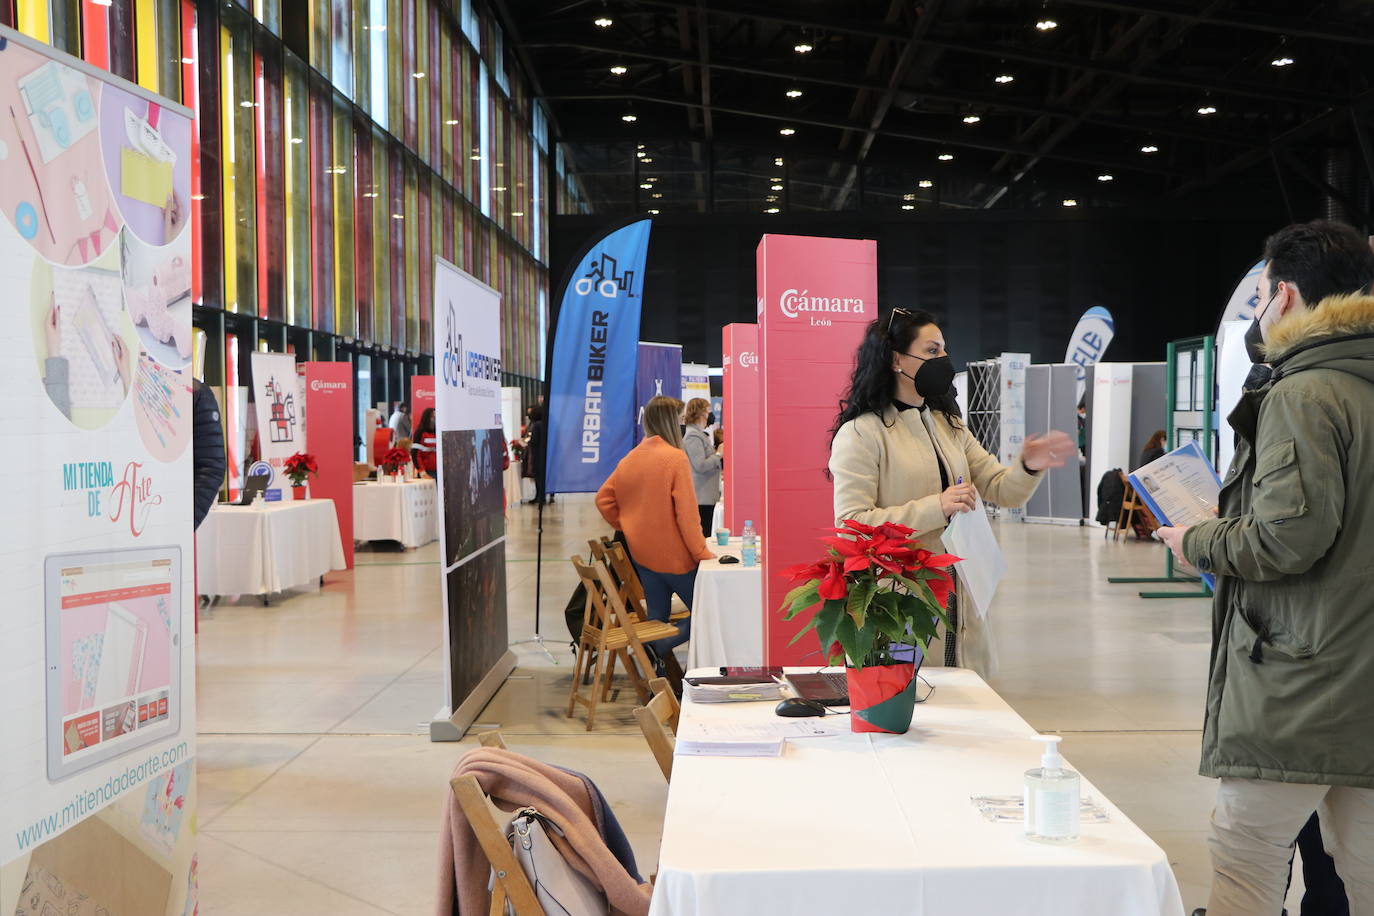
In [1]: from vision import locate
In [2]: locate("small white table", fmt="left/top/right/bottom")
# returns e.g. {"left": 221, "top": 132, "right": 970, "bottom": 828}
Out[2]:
{"left": 687, "top": 537, "right": 764, "bottom": 671}
{"left": 352, "top": 479, "right": 438, "bottom": 548}
{"left": 650, "top": 667, "right": 1186, "bottom": 916}
{"left": 196, "top": 500, "right": 347, "bottom": 601}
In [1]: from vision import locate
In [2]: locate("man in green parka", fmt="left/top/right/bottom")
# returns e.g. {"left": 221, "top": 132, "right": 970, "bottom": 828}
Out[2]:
{"left": 1159, "top": 220, "right": 1374, "bottom": 915}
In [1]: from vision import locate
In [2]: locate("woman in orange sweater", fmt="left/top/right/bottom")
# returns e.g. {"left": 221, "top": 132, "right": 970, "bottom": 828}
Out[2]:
{"left": 596, "top": 396, "right": 714, "bottom": 661}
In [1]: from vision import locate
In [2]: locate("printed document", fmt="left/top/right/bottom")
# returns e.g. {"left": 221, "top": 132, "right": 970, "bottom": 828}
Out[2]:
{"left": 941, "top": 495, "right": 1006, "bottom": 621}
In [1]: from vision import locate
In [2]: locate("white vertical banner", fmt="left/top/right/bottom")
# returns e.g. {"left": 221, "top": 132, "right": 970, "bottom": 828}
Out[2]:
{"left": 1089, "top": 363, "right": 1136, "bottom": 522}
{"left": 432, "top": 258, "right": 514, "bottom": 741}
{"left": 0, "top": 26, "right": 199, "bottom": 915}
{"left": 249, "top": 351, "right": 303, "bottom": 501}
{"left": 681, "top": 362, "right": 711, "bottom": 400}
{"left": 997, "top": 353, "right": 1029, "bottom": 519}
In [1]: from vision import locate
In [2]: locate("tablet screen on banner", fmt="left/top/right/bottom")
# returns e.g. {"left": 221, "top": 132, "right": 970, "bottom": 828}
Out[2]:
{"left": 44, "top": 546, "right": 182, "bottom": 781}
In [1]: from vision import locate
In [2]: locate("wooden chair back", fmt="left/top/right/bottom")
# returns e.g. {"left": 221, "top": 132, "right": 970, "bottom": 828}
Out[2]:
{"left": 449, "top": 773, "right": 542, "bottom": 916}
{"left": 649, "top": 677, "right": 680, "bottom": 731}
{"left": 634, "top": 685, "right": 678, "bottom": 783}
{"left": 1113, "top": 472, "right": 1147, "bottom": 542}
{"left": 477, "top": 729, "right": 508, "bottom": 750}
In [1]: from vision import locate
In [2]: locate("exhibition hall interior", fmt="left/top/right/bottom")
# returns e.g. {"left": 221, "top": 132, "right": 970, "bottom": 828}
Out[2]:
{"left": 5, "top": 1, "right": 1374, "bottom": 914}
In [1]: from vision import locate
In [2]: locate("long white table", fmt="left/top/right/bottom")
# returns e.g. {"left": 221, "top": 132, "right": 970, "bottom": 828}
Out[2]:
{"left": 352, "top": 479, "right": 438, "bottom": 548}
{"left": 651, "top": 667, "right": 1185, "bottom": 916}
{"left": 196, "top": 500, "right": 347, "bottom": 600}
{"left": 687, "top": 538, "right": 763, "bottom": 671}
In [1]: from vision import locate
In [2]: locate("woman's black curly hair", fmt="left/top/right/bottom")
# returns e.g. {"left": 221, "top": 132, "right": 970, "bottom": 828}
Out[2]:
{"left": 829, "top": 308, "right": 962, "bottom": 445}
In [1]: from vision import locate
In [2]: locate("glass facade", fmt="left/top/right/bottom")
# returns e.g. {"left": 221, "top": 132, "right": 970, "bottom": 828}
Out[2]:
{"left": 4, "top": 0, "right": 566, "bottom": 416}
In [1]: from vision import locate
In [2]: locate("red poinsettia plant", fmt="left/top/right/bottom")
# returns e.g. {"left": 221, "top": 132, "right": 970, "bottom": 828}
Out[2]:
{"left": 379, "top": 447, "right": 411, "bottom": 475}
{"left": 780, "top": 520, "right": 961, "bottom": 670}
{"left": 282, "top": 452, "right": 319, "bottom": 486}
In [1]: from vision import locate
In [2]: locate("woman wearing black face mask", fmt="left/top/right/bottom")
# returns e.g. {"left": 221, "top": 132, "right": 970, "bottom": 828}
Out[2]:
{"left": 828, "top": 308, "right": 1075, "bottom": 674}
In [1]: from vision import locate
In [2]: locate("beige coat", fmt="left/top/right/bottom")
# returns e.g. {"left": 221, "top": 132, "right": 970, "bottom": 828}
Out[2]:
{"left": 829, "top": 405, "right": 1043, "bottom": 674}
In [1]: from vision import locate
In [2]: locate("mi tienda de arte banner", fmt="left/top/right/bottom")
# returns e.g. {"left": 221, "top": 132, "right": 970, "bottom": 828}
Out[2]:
{"left": 250, "top": 350, "right": 303, "bottom": 501}
{"left": 0, "top": 27, "right": 199, "bottom": 916}
{"left": 546, "top": 219, "right": 652, "bottom": 493}
{"left": 432, "top": 256, "right": 514, "bottom": 741}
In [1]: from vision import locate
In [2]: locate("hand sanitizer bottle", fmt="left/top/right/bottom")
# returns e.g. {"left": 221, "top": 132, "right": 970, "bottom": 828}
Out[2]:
{"left": 1024, "top": 734, "right": 1080, "bottom": 843}
{"left": 741, "top": 520, "right": 757, "bottom": 567}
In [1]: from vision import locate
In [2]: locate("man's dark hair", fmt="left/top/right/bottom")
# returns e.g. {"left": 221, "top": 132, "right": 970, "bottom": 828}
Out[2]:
{"left": 1262, "top": 219, "right": 1374, "bottom": 307}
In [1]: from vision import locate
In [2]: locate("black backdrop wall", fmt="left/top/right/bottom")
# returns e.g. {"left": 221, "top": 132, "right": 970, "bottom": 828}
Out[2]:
{"left": 552, "top": 210, "right": 1279, "bottom": 370}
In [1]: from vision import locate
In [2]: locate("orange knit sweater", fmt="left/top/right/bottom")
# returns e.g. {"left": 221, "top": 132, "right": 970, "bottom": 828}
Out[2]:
{"left": 595, "top": 436, "right": 714, "bottom": 575}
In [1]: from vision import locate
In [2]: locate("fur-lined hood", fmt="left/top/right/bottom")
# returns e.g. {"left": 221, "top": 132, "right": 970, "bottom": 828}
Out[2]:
{"left": 1264, "top": 293, "right": 1374, "bottom": 361}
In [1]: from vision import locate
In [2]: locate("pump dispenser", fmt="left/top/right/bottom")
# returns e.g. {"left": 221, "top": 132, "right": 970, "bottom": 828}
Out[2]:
{"left": 1024, "top": 734, "right": 1080, "bottom": 843}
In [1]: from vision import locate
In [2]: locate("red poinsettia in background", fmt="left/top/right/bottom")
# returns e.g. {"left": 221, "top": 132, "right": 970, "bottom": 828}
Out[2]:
{"left": 779, "top": 519, "right": 961, "bottom": 669}
{"left": 378, "top": 447, "right": 411, "bottom": 474}
{"left": 283, "top": 452, "right": 319, "bottom": 486}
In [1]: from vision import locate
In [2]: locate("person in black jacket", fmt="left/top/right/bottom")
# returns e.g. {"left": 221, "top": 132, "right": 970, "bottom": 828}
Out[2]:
{"left": 192, "top": 379, "right": 226, "bottom": 529}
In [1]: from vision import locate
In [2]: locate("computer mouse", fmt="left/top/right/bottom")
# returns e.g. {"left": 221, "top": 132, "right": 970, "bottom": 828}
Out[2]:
{"left": 775, "top": 697, "right": 828, "bottom": 717}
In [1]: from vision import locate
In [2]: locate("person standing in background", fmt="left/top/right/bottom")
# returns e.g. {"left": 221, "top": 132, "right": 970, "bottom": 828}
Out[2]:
{"left": 192, "top": 379, "right": 226, "bottom": 530}
{"left": 388, "top": 401, "right": 411, "bottom": 441}
{"left": 525, "top": 404, "right": 547, "bottom": 505}
{"left": 412, "top": 407, "right": 439, "bottom": 482}
{"left": 681, "top": 397, "right": 722, "bottom": 537}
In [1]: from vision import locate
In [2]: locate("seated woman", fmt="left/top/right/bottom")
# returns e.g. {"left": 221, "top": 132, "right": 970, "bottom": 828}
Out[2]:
{"left": 595, "top": 396, "right": 715, "bottom": 670}
{"left": 828, "top": 307, "right": 1073, "bottom": 674}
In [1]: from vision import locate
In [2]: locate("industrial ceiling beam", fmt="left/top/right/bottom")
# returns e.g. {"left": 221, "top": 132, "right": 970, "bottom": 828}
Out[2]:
{"left": 1050, "top": 0, "right": 1374, "bottom": 48}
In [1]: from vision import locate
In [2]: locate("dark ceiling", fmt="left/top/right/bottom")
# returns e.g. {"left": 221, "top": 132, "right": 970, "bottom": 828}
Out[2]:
{"left": 495, "top": 0, "right": 1374, "bottom": 219}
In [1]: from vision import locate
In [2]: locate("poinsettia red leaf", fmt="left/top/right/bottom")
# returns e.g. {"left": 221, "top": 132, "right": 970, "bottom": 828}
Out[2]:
{"left": 842, "top": 555, "right": 870, "bottom": 573}
{"left": 872, "top": 556, "right": 906, "bottom": 576}
{"left": 818, "top": 565, "right": 848, "bottom": 600}
{"left": 922, "top": 553, "right": 962, "bottom": 568}
{"left": 926, "top": 575, "right": 954, "bottom": 609}
{"left": 821, "top": 536, "right": 867, "bottom": 557}
{"left": 840, "top": 519, "right": 877, "bottom": 535}
{"left": 875, "top": 522, "right": 916, "bottom": 539}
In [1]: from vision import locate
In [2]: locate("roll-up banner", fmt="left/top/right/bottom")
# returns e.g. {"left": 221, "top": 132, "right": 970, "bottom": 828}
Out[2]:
{"left": 722, "top": 324, "right": 761, "bottom": 536}
{"left": 410, "top": 374, "right": 436, "bottom": 427}
{"left": 757, "top": 235, "right": 875, "bottom": 665}
{"left": 634, "top": 341, "right": 682, "bottom": 444}
{"left": 997, "top": 353, "right": 1030, "bottom": 519}
{"left": 681, "top": 362, "right": 710, "bottom": 401}
{"left": 249, "top": 351, "right": 303, "bottom": 501}
{"left": 0, "top": 25, "right": 199, "bottom": 915}
{"left": 304, "top": 363, "right": 355, "bottom": 569}
{"left": 545, "top": 220, "right": 652, "bottom": 493}
{"left": 432, "top": 257, "right": 514, "bottom": 741}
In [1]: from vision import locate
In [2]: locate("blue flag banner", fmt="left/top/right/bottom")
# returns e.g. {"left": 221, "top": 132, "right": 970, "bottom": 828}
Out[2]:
{"left": 634, "top": 342, "right": 682, "bottom": 444}
{"left": 545, "top": 220, "right": 653, "bottom": 493}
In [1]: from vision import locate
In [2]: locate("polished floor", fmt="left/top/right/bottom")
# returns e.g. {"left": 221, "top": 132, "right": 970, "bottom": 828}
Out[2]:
{"left": 195, "top": 495, "right": 1303, "bottom": 914}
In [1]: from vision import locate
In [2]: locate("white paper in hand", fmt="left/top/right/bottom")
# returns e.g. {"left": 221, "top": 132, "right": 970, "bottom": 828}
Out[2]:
{"left": 940, "top": 496, "right": 1006, "bottom": 621}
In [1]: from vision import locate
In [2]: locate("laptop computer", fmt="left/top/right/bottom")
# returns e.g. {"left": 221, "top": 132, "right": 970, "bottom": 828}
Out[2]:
{"left": 235, "top": 472, "right": 270, "bottom": 505}
{"left": 785, "top": 645, "right": 924, "bottom": 706}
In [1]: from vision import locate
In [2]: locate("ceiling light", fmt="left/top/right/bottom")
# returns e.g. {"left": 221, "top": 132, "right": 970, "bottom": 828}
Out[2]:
{"left": 180, "top": 57, "right": 194, "bottom": 64}
{"left": 290, "top": 137, "right": 304, "bottom": 144}
{"left": 765, "top": 207, "right": 781, "bottom": 213}
{"left": 471, "top": 154, "right": 482, "bottom": 161}
{"left": 771, "top": 183, "right": 784, "bottom": 191}
{"left": 1035, "top": 19, "right": 1058, "bottom": 31}
{"left": 918, "top": 179, "right": 933, "bottom": 188}
{"left": 412, "top": 72, "right": 425, "bottom": 79}
{"left": 1062, "top": 199, "right": 1078, "bottom": 207}
{"left": 1097, "top": 173, "right": 1113, "bottom": 182}
{"left": 901, "top": 204, "right": 915, "bottom": 210}
{"left": 594, "top": 16, "right": 613, "bottom": 28}
{"left": 651, "top": 193, "right": 663, "bottom": 199}
{"left": 779, "top": 127, "right": 796, "bottom": 136}
{"left": 493, "top": 186, "right": 507, "bottom": 192}
{"left": 774, "top": 157, "right": 785, "bottom": 166}
{"left": 610, "top": 65, "right": 627, "bottom": 75}
{"left": 191, "top": 194, "right": 206, "bottom": 200}
{"left": 641, "top": 157, "right": 653, "bottom": 163}
{"left": 636, "top": 150, "right": 645, "bottom": 158}
{"left": 937, "top": 152, "right": 954, "bottom": 161}
{"left": 622, "top": 113, "right": 638, "bottom": 122}
{"left": 1140, "top": 144, "right": 1159, "bottom": 153}
{"left": 793, "top": 42, "right": 813, "bottom": 54}
{"left": 1271, "top": 57, "right": 1294, "bottom": 67}
{"left": 372, "top": 24, "right": 386, "bottom": 32}
{"left": 640, "top": 183, "right": 653, "bottom": 189}
{"left": 239, "top": 100, "right": 254, "bottom": 108}
{"left": 392, "top": 213, "right": 405, "bottom": 219}
{"left": 512, "top": 211, "right": 524, "bottom": 217}
{"left": 648, "top": 208, "right": 660, "bottom": 214}
{"left": 1197, "top": 105, "right": 1217, "bottom": 115}
{"left": 903, "top": 193, "right": 916, "bottom": 201}
{"left": 445, "top": 119, "right": 459, "bottom": 125}
{"left": 995, "top": 74, "right": 1014, "bottom": 84}
{"left": 646, "top": 177, "right": 657, "bottom": 183}
{"left": 766, "top": 195, "right": 778, "bottom": 202}
{"left": 785, "top": 88, "right": 803, "bottom": 99}
{"left": 962, "top": 115, "right": 981, "bottom": 124}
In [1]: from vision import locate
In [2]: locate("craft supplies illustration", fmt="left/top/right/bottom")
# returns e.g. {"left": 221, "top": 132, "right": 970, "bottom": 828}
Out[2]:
{"left": 134, "top": 353, "right": 192, "bottom": 461}
{"left": 17, "top": 59, "right": 98, "bottom": 162}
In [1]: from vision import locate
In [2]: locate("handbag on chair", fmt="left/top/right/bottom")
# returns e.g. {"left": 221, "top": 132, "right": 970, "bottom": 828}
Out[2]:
{"left": 503, "top": 807, "right": 609, "bottom": 915}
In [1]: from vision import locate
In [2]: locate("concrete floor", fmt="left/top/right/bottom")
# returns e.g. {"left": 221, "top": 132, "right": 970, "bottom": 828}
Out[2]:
{"left": 194, "top": 494, "right": 1301, "bottom": 914}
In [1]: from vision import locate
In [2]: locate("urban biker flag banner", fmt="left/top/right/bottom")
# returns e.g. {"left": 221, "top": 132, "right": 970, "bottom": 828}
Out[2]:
{"left": 545, "top": 220, "right": 653, "bottom": 493}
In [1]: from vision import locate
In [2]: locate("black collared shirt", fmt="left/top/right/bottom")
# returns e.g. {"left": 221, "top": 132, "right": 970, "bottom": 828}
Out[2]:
{"left": 894, "top": 400, "right": 950, "bottom": 491}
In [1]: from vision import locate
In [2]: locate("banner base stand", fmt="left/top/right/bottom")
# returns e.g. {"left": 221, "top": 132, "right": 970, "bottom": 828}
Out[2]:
{"left": 511, "top": 632, "right": 558, "bottom": 665}
{"left": 430, "top": 649, "right": 518, "bottom": 742}
{"left": 1022, "top": 516, "right": 1085, "bottom": 526}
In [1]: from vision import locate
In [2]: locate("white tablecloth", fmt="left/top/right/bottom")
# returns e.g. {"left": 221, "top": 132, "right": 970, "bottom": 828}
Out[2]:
{"left": 711, "top": 501, "right": 724, "bottom": 534}
{"left": 352, "top": 479, "right": 438, "bottom": 548}
{"left": 651, "top": 667, "right": 1185, "bottom": 916}
{"left": 686, "top": 537, "right": 763, "bottom": 671}
{"left": 196, "top": 500, "right": 348, "bottom": 597}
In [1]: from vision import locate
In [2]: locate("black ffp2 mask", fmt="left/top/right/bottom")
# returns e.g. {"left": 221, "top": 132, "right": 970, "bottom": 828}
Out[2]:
{"left": 1245, "top": 292, "right": 1278, "bottom": 364}
{"left": 913, "top": 355, "right": 957, "bottom": 398}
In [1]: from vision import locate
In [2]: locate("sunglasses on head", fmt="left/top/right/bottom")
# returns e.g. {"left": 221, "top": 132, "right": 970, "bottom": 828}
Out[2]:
{"left": 885, "top": 307, "right": 913, "bottom": 337}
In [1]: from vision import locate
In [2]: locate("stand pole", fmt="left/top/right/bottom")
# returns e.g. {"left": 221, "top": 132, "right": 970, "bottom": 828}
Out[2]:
{"left": 511, "top": 497, "right": 558, "bottom": 664}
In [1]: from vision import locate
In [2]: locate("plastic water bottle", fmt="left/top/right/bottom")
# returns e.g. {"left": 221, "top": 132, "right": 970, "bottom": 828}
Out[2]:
{"left": 741, "top": 520, "right": 757, "bottom": 567}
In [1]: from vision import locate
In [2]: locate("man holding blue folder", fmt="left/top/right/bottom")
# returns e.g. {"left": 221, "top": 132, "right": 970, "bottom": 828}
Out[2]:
{"left": 1158, "top": 221, "right": 1374, "bottom": 916}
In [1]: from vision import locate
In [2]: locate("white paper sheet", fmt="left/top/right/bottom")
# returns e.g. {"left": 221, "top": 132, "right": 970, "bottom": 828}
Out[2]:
{"left": 1128, "top": 441, "right": 1222, "bottom": 528}
{"left": 941, "top": 496, "right": 1006, "bottom": 621}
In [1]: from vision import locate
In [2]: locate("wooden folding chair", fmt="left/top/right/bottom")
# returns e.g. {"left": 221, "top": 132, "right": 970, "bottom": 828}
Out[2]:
{"left": 566, "top": 556, "right": 680, "bottom": 730}
{"left": 449, "top": 773, "right": 542, "bottom": 916}
{"left": 597, "top": 539, "right": 691, "bottom": 624}
{"left": 648, "top": 676, "right": 680, "bottom": 731}
{"left": 1112, "top": 472, "right": 1150, "bottom": 542}
{"left": 634, "top": 680, "right": 679, "bottom": 783}
{"left": 476, "top": 729, "right": 508, "bottom": 750}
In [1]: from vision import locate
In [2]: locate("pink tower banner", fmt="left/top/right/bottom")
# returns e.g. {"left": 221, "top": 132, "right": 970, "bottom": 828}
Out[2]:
{"left": 410, "top": 375, "right": 436, "bottom": 425}
{"left": 722, "top": 323, "right": 761, "bottom": 536}
{"left": 304, "top": 362, "right": 355, "bottom": 569}
{"left": 757, "top": 235, "right": 876, "bottom": 665}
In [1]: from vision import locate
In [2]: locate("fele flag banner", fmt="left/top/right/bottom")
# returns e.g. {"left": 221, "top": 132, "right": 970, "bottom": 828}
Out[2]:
{"left": 1064, "top": 306, "right": 1115, "bottom": 392}
{"left": 634, "top": 341, "right": 682, "bottom": 444}
{"left": 545, "top": 220, "right": 653, "bottom": 493}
